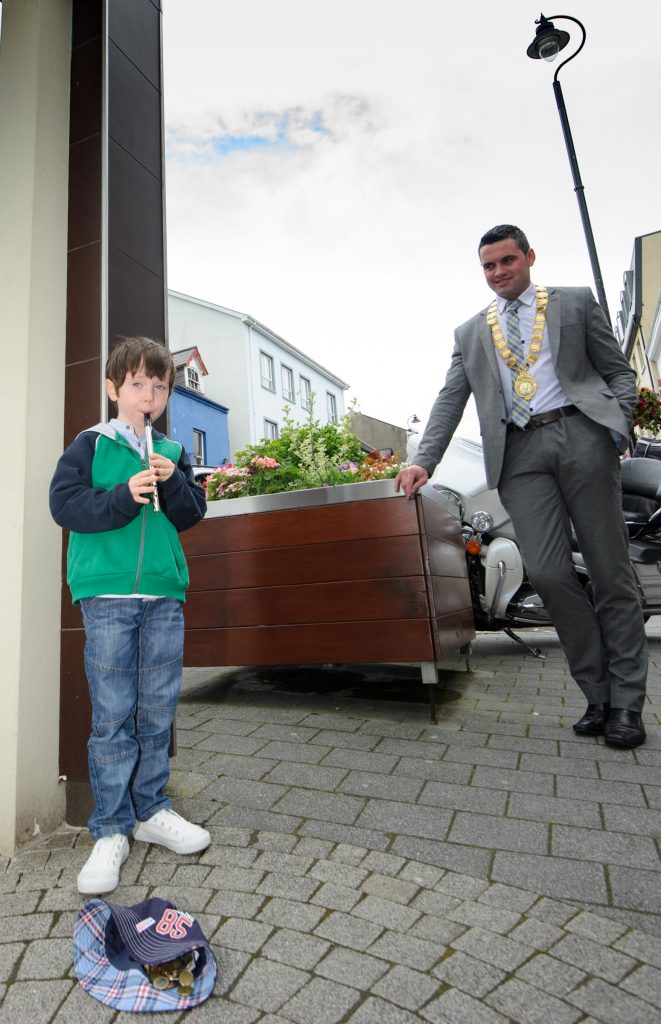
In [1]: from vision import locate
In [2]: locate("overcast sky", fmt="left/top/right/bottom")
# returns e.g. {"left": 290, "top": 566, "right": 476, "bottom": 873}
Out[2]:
{"left": 162, "top": 0, "right": 661, "bottom": 440}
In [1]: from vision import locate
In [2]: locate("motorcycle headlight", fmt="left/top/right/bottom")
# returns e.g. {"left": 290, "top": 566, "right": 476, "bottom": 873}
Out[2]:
{"left": 470, "top": 510, "right": 494, "bottom": 534}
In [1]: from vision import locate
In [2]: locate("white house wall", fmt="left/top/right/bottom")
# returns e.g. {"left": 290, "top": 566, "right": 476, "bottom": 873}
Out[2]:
{"left": 168, "top": 291, "right": 348, "bottom": 459}
{"left": 168, "top": 293, "right": 253, "bottom": 458}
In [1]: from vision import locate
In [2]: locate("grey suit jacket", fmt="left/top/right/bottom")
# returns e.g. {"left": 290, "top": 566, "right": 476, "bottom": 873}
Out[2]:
{"left": 414, "top": 286, "right": 636, "bottom": 488}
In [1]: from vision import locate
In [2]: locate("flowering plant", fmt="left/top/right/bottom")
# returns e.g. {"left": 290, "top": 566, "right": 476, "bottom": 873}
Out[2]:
{"left": 632, "top": 387, "right": 661, "bottom": 435}
{"left": 204, "top": 401, "right": 406, "bottom": 501}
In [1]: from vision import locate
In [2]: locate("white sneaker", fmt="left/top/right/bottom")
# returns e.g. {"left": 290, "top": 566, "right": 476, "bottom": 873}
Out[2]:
{"left": 133, "top": 809, "right": 210, "bottom": 855}
{"left": 77, "top": 834, "right": 129, "bottom": 895}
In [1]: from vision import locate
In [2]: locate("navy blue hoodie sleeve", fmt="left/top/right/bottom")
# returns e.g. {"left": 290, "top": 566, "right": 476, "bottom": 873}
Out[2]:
{"left": 49, "top": 431, "right": 140, "bottom": 533}
{"left": 158, "top": 444, "right": 207, "bottom": 531}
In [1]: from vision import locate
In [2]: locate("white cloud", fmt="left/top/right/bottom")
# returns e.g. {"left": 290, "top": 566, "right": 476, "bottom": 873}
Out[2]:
{"left": 163, "top": 0, "right": 661, "bottom": 434}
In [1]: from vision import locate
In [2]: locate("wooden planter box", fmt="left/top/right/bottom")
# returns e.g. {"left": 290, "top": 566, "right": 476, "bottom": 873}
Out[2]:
{"left": 181, "top": 480, "right": 474, "bottom": 719}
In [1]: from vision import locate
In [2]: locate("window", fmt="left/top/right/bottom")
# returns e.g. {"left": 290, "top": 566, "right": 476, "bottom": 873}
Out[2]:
{"left": 327, "top": 392, "right": 338, "bottom": 423}
{"left": 264, "top": 418, "right": 279, "bottom": 440}
{"left": 299, "top": 375, "right": 312, "bottom": 411}
{"left": 192, "top": 429, "right": 206, "bottom": 465}
{"left": 260, "top": 351, "right": 275, "bottom": 391}
{"left": 186, "top": 366, "right": 202, "bottom": 392}
{"left": 281, "top": 364, "right": 295, "bottom": 402}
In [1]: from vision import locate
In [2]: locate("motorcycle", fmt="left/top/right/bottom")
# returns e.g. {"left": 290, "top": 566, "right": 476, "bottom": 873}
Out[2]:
{"left": 410, "top": 435, "right": 661, "bottom": 658}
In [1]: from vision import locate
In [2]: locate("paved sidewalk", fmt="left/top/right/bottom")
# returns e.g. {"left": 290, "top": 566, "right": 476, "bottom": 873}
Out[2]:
{"left": 1, "top": 625, "right": 660, "bottom": 1022}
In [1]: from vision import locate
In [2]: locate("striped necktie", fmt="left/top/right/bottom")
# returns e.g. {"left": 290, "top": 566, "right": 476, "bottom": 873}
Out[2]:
{"left": 506, "top": 299, "right": 530, "bottom": 428}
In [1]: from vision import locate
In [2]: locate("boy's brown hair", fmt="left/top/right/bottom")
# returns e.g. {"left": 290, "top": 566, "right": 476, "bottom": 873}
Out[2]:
{"left": 105, "top": 337, "right": 176, "bottom": 395}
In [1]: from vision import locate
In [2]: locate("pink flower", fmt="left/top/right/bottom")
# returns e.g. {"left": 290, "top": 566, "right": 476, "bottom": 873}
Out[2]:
{"left": 251, "top": 456, "right": 279, "bottom": 469}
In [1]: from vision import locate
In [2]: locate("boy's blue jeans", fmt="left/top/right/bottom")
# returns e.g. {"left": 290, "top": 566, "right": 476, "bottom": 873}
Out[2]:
{"left": 80, "top": 597, "right": 184, "bottom": 840}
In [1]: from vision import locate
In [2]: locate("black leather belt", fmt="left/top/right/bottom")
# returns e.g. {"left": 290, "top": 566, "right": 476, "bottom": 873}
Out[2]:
{"left": 507, "top": 405, "right": 578, "bottom": 432}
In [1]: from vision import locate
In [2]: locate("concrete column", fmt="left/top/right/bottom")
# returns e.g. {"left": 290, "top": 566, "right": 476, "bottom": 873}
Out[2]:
{"left": 0, "top": 0, "right": 72, "bottom": 854}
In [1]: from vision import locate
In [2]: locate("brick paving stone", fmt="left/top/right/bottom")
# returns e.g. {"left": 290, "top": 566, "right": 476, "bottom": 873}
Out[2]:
{"left": 361, "top": 873, "right": 419, "bottom": 904}
{"left": 213, "top": 947, "right": 258, "bottom": 996}
{"left": 550, "top": 932, "right": 637, "bottom": 983}
{"left": 564, "top": 909, "right": 629, "bottom": 945}
{"left": 453, "top": 926, "right": 532, "bottom": 971}
{"left": 471, "top": 765, "right": 554, "bottom": 795}
{"left": 309, "top": 730, "right": 381, "bottom": 750}
{"left": 53, "top": 980, "right": 117, "bottom": 1021}
{"left": 555, "top": 775, "right": 647, "bottom": 806}
{"left": 263, "top": 762, "right": 348, "bottom": 790}
{"left": 485, "top": 977, "right": 583, "bottom": 1024}
{"left": 198, "top": 778, "right": 288, "bottom": 809}
{"left": 398, "top": 862, "right": 445, "bottom": 888}
{"left": 361, "top": 851, "right": 406, "bottom": 876}
{"left": 316, "top": 946, "right": 390, "bottom": 988}
{"left": 352, "top": 995, "right": 432, "bottom": 1023}
{"left": 477, "top": 882, "right": 537, "bottom": 914}
{"left": 620, "top": 963, "right": 661, "bottom": 1005}
{"left": 15, "top": 937, "right": 75, "bottom": 980}
{"left": 329, "top": 843, "right": 370, "bottom": 865}
{"left": 448, "top": 902, "right": 523, "bottom": 937}
{"left": 432, "top": 950, "right": 506, "bottom": 998}
{"left": 602, "top": 804, "right": 661, "bottom": 838}
{"left": 0, "top": 892, "right": 41, "bottom": 916}
{"left": 314, "top": 911, "right": 384, "bottom": 951}
{"left": 419, "top": 782, "right": 508, "bottom": 815}
{"left": 339, "top": 770, "right": 424, "bottom": 802}
{"left": 448, "top": 811, "right": 548, "bottom": 854}
{"left": 311, "top": 882, "right": 362, "bottom": 912}
{"left": 435, "top": 874, "right": 490, "bottom": 901}
{"left": 214, "top": 918, "right": 273, "bottom": 953}
{"left": 256, "top": 871, "right": 320, "bottom": 902}
{"left": 527, "top": 897, "right": 581, "bottom": 928}
{"left": 229, "top": 956, "right": 309, "bottom": 1012}
{"left": 441, "top": 745, "right": 519, "bottom": 770}
{"left": 292, "top": 837, "right": 335, "bottom": 860}
{"left": 615, "top": 929, "right": 661, "bottom": 968}
{"left": 250, "top": 724, "right": 321, "bottom": 743}
{"left": 508, "top": 916, "right": 565, "bottom": 950}
{"left": 208, "top": 805, "right": 302, "bottom": 834}
{"left": 257, "top": 897, "right": 326, "bottom": 932}
{"left": 299, "top": 714, "right": 363, "bottom": 733}
{"left": 261, "top": 928, "right": 330, "bottom": 970}
{"left": 357, "top": 799, "right": 453, "bottom": 841}
{"left": 204, "top": 866, "right": 265, "bottom": 892}
{"left": 273, "top": 788, "right": 365, "bottom": 824}
{"left": 280, "top": 976, "right": 361, "bottom": 1024}
{"left": 353, "top": 894, "right": 421, "bottom": 932}
{"left": 205, "top": 890, "right": 265, "bottom": 919}
{"left": 393, "top": 758, "right": 472, "bottom": 785}
{"left": 0, "top": 980, "right": 73, "bottom": 1023}
{"left": 198, "top": 753, "right": 279, "bottom": 779}
{"left": 253, "top": 851, "right": 316, "bottom": 876}
{"left": 609, "top": 865, "right": 661, "bottom": 915}
{"left": 508, "top": 791, "right": 602, "bottom": 828}
{"left": 421, "top": 987, "right": 510, "bottom": 1023}
{"left": 567, "top": 977, "right": 661, "bottom": 1024}
{"left": 0, "top": 914, "right": 53, "bottom": 942}
{"left": 367, "top": 930, "right": 444, "bottom": 971}
{"left": 372, "top": 963, "right": 440, "bottom": 1010}
{"left": 410, "top": 914, "right": 467, "bottom": 947}
{"left": 0, "top": 942, "right": 24, "bottom": 983}
{"left": 194, "top": 733, "right": 270, "bottom": 756}
{"left": 552, "top": 824, "right": 661, "bottom": 870}
{"left": 320, "top": 749, "right": 401, "bottom": 773}
{"left": 393, "top": 836, "right": 494, "bottom": 879}
{"left": 307, "top": 858, "right": 369, "bottom": 889}
{"left": 491, "top": 851, "right": 608, "bottom": 903}
{"left": 200, "top": 846, "right": 259, "bottom": 867}
{"left": 257, "top": 741, "right": 331, "bottom": 763}
{"left": 514, "top": 951, "right": 586, "bottom": 997}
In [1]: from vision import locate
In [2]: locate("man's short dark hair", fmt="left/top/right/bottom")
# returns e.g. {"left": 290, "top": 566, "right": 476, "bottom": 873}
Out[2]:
{"left": 478, "top": 225, "right": 530, "bottom": 256}
{"left": 106, "top": 337, "right": 176, "bottom": 394}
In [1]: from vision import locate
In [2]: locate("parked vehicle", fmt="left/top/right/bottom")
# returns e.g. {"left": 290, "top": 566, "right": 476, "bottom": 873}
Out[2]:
{"left": 412, "top": 437, "right": 661, "bottom": 656}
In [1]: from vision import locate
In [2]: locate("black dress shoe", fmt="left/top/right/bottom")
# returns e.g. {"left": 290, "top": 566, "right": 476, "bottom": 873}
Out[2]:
{"left": 604, "top": 709, "right": 646, "bottom": 749}
{"left": 573, "top": 703, "right": 610, "bottom": 736}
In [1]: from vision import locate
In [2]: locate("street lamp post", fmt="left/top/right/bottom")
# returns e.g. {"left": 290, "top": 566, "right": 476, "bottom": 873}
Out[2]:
{"left": 527, "top": 13, "right": 611, "bottom": 327}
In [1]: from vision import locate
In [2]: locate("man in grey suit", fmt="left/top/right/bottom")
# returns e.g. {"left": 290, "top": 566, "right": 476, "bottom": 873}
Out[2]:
{"left": 395, "top": 224, "right": 647, "bottom": 748}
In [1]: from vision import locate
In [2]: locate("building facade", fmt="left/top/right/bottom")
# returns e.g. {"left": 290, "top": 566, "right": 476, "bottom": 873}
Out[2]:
{"left": 617, "top": 229, "right": 661, "bottom": 388}
{"left": 168, "top": 290, "right": 349, "bottom": 459}
{"left": 170, "top": 347, "right": 230, "bottom": 466}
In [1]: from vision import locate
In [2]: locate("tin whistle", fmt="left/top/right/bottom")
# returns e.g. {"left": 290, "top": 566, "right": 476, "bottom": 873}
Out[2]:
{"left": 143, "top": 415, "right": 160, "bottom": 513}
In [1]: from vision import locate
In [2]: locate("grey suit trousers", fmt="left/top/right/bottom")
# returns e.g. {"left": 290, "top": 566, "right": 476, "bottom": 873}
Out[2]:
{"left": 497, "top": 412, "right": 647, "bottom": 712}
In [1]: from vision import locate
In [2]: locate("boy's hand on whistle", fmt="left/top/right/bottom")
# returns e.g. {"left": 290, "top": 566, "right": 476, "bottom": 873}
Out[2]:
{"left": 128, "top": 469, "right": 159, "bottom": 505}
{"left": 149, "top": 453, "right": 175, "bottom": 483}
{"left": 129, "top": 469, "right": 157, "bottom": 505}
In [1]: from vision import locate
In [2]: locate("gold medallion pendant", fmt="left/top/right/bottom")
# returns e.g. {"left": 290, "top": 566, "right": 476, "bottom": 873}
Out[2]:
{"left": 514, "top": 372, "right": 537, "bottom": 400}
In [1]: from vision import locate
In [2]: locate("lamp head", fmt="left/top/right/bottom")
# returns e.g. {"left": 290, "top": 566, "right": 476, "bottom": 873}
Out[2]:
{"left": 526, "top": 14, "right": 571, "bottom": 62}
